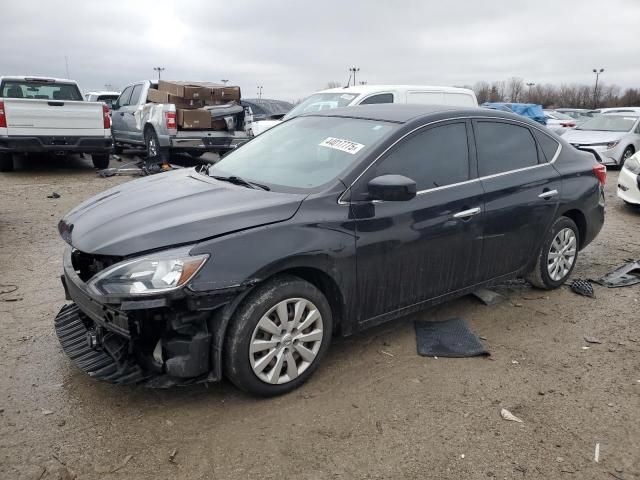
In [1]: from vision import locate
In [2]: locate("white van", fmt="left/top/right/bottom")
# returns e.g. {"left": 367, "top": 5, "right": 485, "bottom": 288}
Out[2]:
{"left": 251, "top": 85, "right": 478, "bottom": 135}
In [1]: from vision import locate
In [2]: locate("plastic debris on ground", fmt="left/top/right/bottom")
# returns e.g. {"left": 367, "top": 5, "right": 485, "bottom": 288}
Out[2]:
{"left": 500, "top": 408, "right": 524, "bottom": 423}
{"left": 593, "top": 260, "right": 640, "bottom": 288}
{"left": 471, "top": 288, "right": 506, "bottom": 306}
{"left": 570, "top": 279, "right": 595, "bottom": 298}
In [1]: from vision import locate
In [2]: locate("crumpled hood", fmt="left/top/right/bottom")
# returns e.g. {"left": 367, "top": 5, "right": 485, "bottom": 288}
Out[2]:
{"left": 563, "top": 129, "right": 626, "bottom": 145}
{"left": 60, "top": 168, "right": 306, "bottom": 256}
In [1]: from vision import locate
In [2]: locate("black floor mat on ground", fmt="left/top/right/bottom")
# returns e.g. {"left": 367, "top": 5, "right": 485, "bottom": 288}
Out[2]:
{"left": 415, "top": 318, "right": 489, "bottom": 357}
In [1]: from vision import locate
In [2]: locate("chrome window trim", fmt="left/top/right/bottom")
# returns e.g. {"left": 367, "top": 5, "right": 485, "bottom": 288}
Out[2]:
{"left": 338, "top": 115, "right": 562, "bottom": 205}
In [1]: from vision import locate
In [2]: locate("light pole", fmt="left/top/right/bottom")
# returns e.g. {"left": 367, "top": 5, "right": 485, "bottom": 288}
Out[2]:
{"left": 526, "top": 82, "right": 535, "bottom": 101}
{"left": 592, "top": 68, "right": 604, "bottom": 109}
{"left": 349, "top": 67, "right": 360, "bottom": 86}
{"left": 153, "top": 67, "right": 165, "bottom": 80}
{"left": 221, "top": 79, "right": 229, "bottom": 85}
{"left": 359, "top": 80, "right": 368, "bottom": 85}
{"left": 257, "top": 86, "right": 263, "bottom": 99}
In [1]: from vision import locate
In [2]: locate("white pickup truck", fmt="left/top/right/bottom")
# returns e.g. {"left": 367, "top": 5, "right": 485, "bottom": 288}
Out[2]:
{"left": 0, "top": 76, "right": 113, "bottom": 171}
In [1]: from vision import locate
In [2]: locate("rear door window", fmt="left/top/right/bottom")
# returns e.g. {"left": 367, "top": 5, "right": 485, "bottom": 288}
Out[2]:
{"left": 359, "top": 93, "right": 394, "bottom": 105}
{"left": 373, "top": 122, "right": 470, "bottom": 190}
{"left": 532, "top": 129, "right": 560, "bottom": 162}
{"left": 474, "top": 121, "right": 539, "bottom": 176}
{"left": 128, "top": 84, "right": 143, "bottom": 106}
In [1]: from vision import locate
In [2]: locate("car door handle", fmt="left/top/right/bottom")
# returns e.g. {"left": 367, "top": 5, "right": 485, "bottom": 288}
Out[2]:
{"left": 538, "top": 189, "right": 558, "bottom": 199}
{"left": 453, "top": 207, "right": 481, "bottom": 219}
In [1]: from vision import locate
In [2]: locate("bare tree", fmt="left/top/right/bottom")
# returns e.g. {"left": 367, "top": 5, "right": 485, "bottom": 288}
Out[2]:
{"left": 473, "top": 81, "right": 490, "bottom": 104}
{"left": 507, "top": 77, "right": 524, "bottom": 103}
{"left": 325, "top": 81, "right": 342, "bottom": 89}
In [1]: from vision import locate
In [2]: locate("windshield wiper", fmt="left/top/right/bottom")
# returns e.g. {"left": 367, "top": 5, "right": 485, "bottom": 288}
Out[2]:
{"left": 212, "top": 175, "right": 270, "bottom": 191}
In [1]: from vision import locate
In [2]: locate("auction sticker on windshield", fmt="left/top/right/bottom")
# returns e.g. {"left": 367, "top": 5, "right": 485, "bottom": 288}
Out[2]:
{"left": 319, "top": 137, "right": 365, "bottom": 155}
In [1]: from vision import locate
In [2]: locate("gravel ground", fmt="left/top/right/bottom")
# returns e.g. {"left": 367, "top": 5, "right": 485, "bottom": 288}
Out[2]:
{"left": 0, "top": 154, "right": 639, "bottom": 480}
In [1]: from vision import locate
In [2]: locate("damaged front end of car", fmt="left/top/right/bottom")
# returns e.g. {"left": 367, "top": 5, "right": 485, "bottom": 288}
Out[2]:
{"left": 55, "top": 245, "right": 242, "bottom": 388}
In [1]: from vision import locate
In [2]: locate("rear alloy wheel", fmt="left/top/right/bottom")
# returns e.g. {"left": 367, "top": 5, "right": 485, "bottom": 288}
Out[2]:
{"left": 527, "top": 216, "right": 579, "bottom": 289}
{"left": 620, "top": 146, "right": 634, "bottom": 168}
{"left": 0, "top": 153, "right": 14, "bottom": 172}
{"left": 91, "top": 153, "right": 110, "bottom": 169}
{"left": 224, "top": 275, "right": 332, "bottom": 396}
{"left": 144, "top": 128, "right": 169, "bottom": 165}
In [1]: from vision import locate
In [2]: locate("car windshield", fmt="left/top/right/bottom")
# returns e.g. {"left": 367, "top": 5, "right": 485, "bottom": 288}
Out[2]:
{"left": 576, "top": 115, "right": 638, "bottom": 132}
{"left": 208, "top": 115, "right": 396, "bottom": 191}
{"left": 283, "top": 92, "right": 359, "bottom": 120}
{"left": 0, "top": 80, "right": 83, "bottom": 101}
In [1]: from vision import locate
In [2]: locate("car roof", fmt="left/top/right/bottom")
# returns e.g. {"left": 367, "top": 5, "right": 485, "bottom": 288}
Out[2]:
{"left": 303, "top": 104, "right": 538, "bottom": 125}
{"left": 317, "top": 84, "right": 475, "bottom": 96}
{"left": 0, "top": 76, "right": 77, "bottom": 84}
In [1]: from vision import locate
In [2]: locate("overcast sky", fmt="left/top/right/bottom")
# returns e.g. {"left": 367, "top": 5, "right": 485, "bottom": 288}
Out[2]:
{"left": 1, "top": 0, "right": 639, "bottom": 101}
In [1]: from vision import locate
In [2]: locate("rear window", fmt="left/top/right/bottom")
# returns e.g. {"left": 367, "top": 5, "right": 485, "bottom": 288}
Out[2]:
{"left": 0, "top": 80, "right": 83, "bottom": 101}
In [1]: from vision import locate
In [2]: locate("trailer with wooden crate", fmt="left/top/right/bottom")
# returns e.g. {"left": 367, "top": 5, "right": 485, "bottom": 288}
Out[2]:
{"left": 110, "top": 79, "right": 251, "bottom": 163}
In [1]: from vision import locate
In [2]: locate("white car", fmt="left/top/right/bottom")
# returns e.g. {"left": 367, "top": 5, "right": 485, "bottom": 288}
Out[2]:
{"left": 617, "top": 151, "right": 640, "bottom": 205}
{"left": 562, "top": 113, "right": 640, "bottom": 167}
{"left": 84, "top": 91, "right": 121, "bottom": 109}
{"left": 543, "top": 110, "right": 577, "bottom": 136}
{"left": 252, "top": 84, "right": 478, "bottom": 134}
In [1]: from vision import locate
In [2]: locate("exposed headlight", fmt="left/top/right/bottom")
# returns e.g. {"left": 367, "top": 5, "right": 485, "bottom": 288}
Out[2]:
{"left": 87, "top": 247, "right": 209, "bottom": 296}
{"left": 624, "top": 155, "right": 640, "bottom": 175}
{"left": 591, "top": 141, "right": 620, "bottom": 149}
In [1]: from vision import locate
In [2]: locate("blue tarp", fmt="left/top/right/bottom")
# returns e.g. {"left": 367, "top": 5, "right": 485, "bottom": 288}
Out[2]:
{"left": 481, "top": 102, "right": 547, "bottom": 125}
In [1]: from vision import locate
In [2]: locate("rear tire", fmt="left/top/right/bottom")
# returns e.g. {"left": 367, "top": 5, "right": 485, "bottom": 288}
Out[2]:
{"left": 91, "top": 153, "right": 110, "bottom": 169}
{"left": 144, "top": 128, "right": 169, "bottom": 164}
{"left": 224, "top": 275, "right": 333, "bottom": 397}
{"left": 0, "top": 153, "right": 14, "bottom": 172}
{"left": 527, "top": 216, "right": 579, "bottom": 289}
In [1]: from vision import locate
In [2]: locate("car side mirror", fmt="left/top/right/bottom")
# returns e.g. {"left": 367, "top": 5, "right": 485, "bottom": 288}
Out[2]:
{"left": 367, "top": 175, "right": 416, "bottom": 201}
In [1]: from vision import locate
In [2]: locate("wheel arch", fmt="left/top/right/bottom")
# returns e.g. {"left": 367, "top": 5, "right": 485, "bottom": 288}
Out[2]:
{"left": 558, "top": 208, "right": 587, "bottom": 249}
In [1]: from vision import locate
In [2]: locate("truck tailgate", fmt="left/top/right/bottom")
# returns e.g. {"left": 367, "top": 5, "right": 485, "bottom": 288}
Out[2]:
{"left": 4, "top": 99, "right": 105, "bottom": 136}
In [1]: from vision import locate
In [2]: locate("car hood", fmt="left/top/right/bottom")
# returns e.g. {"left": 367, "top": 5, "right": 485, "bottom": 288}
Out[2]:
{"left": 562, "top": 129, "right": 626, "bottom": 144}
{"left": 60, "top": 168, "right": 306, "bottom": 256}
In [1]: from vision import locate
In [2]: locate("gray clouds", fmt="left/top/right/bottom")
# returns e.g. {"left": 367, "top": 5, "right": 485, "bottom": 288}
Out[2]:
{"left": 1, "top": 0, "right": 639, "bottom": 101}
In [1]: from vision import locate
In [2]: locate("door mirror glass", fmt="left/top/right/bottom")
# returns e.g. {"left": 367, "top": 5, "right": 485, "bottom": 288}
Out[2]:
{"left": 368, "top": 175, "right": 416, "bottom": 201}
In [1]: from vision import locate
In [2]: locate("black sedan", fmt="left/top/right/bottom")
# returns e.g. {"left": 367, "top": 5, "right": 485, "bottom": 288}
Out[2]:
{"left": 55, "top": 105, "right": 605, "bottom": 396}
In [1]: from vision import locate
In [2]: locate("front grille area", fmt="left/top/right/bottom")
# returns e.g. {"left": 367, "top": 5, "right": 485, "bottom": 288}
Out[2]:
{"left": 71, "top": 249, "right": 122, "bottom": 282}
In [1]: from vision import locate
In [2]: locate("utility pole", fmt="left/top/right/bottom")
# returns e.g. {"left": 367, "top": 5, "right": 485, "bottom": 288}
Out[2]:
{"left": 359, "top": 81, "right": 368, "bottom": 85}
{"left": 221, "top": 79, "right": 229, "bottom": 85}
{"left": 257, "top": 86, "right": 263, "bottom": 99}
{"left": 153, "top": 67, "right": 165, "bottom": 80}
{"left": 104, "top": 83, "right": 113, "bottom": 91}
{"left": 349, "top": 67, "right": 360, "bottom": 87}
{"left": 64, "top": 56, "right": 70, "bottom": 79}
{"left": 592, "top": 68, "right": 604, "bottom": 109}
{"left": 526, "top": 82, "right": 535, "bottom": 101}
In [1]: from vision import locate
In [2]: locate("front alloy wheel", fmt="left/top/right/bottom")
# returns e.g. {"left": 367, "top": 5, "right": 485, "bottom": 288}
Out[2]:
{"left": 249, "top": 298, "right": 324, "bottom": 385}
{"left": 224, "top": 275, "right": 333, "bottom": 396}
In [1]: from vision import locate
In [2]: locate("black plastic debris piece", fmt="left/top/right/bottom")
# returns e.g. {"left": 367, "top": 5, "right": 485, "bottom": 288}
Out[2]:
{"left": 415, "top": 318, "right": 489, "bottom": 358}
{"left": 472, "top": 288, "right": 505, "bottom": 306}
{"left": 570, "top": 279, "right": 595, "bottom": 298}
{"left": 593, "top": 260, "right": 640, "bottom": 288}
{"left": 47, "top": 192, "right": 61, "bottom": 199}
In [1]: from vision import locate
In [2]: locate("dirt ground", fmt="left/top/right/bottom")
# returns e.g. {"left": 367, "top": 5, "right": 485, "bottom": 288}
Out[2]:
{"left": 0, "top": 154, "right": 639, "bottom": 480}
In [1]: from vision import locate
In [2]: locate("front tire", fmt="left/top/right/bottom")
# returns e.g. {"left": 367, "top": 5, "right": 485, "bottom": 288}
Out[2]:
{"left": 224, "top": 275, "right": 333, "bottom": 396}
{"left": 620, "top": 146, "right": 634, "bottom": 168}
{"left": 0, "top": 153, "right": 14, "bottom": 172}
{"left": 91, "top": 153, "right": 110, "bottom": 169}
{"left": 527, "top": 216, "right": 579, "bottom": 289}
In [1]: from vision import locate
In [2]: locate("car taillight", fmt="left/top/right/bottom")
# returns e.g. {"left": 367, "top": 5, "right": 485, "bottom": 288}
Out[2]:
{"left": 0, "top": 101, "right": 6, "bottom": 128}
{"left": 561, "top": 122, "right": 576, "bottom": 128}
{"left": 165, "top": 112, "right": 177, "bottom": 130}
{"left": 593, "top": 164, "right": 606, "bottom": 186}
{"left": 102, "top": 104, "right": 111, "bottom": 129}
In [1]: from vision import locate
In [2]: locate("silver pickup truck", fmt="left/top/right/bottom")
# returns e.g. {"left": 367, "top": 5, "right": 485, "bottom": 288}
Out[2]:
{"left": 0, "top": 76, "right": 113, "bottom": 171}
{"left": 111, "top": 80, "right": 251, "bottom": 162}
